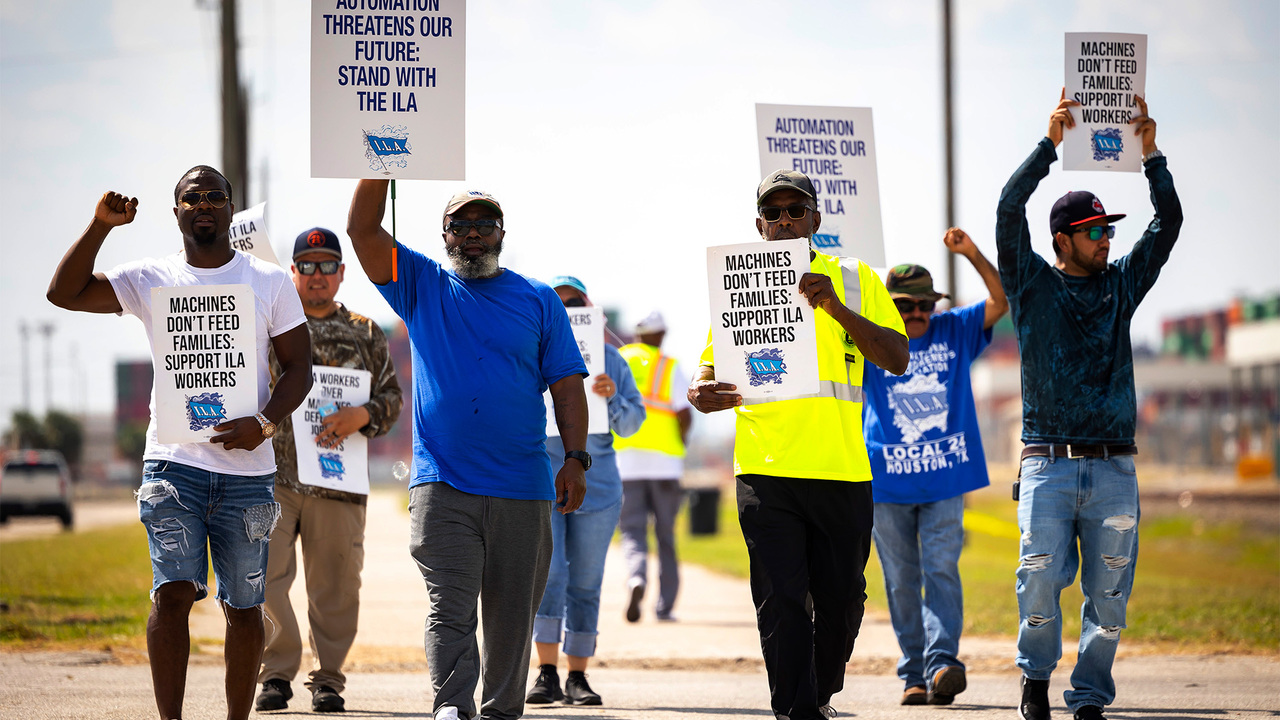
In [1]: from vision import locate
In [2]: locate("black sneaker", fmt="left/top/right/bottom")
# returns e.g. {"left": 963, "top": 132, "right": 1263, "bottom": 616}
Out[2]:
{"left": 928, "top": 665, "right": 967, "bottom": 705}
{"left": 311, "top": 685, "right": 345, "bottom": 713}
{"left": 255, "top": 678, "right": 292, "bottom": 711}
{"left": 563, "top": 671, "right": 602, "bottom": 706}
{"left": 626, "top": 582, "right": 644, "bottom": 623}
{"left": 1019, "top": 677, "right": 1051, "bottom": 720}
{"left": 526, "top": 664, "right": 564, "bottom": 704}
{"left": 1074, "top": 706, "right": 1106, "bottom": 720}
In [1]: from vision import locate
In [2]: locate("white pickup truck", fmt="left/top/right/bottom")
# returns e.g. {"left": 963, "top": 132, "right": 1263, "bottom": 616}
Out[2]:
{"left": 0, "top": 449, "right": 74, "bottom": 529}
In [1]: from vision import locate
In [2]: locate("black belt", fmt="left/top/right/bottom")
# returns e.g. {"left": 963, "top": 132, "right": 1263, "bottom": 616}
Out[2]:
{"left": 1021, "top": 444, "right": 1137, "bottom": 460}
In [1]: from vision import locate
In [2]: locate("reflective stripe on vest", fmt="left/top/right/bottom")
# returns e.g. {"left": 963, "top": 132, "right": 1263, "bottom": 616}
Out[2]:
{"left": 743, "top": 379, "right": 864, "bottom": 405}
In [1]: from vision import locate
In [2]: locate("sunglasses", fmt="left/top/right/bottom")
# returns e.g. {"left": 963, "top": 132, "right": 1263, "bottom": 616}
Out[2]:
{"left": 759, "top": 204, "right": 813, "bottom": 223}
{"left": 296, "top": 260, "right": 340, "bottom": 276}
{"left": 894, "top": 298, "right": 936, "bottom": 314}
{"left": 1076, "top": 225, "right": 1116, "bottom": 241}
{"left": 178, "top": 189, "right": 230, "bottom": 209}
{"left": 446, "top": 219, "right": 501, "bottom": 236}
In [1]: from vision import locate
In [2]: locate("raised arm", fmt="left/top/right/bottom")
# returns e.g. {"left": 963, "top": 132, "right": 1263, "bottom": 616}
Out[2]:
{"left": 944, "top": 227, "right": 1008, "bottom": 329}
{"left": 1118, "top": 96, "right": 1183, "bottom": 307}
{"left": 798, "top": 273, "right": 908, "bottom": 375}
{"left": 47, "top": 192, "right": 136, "bottom": 313}
{"left": 548, "top": 374, "right": 588, "bottom": 514}
{"left": 346, "top": 179, "right": 397, "bottom": 285}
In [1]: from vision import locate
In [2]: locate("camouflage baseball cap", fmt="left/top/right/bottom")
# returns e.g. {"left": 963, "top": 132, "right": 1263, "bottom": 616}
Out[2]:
{"left": 886, "top": 264, "right": 949, "bottom": 301}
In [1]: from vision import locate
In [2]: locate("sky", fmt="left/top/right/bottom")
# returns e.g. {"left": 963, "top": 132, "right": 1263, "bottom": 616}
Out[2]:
{"left": 1, "top": 0, "right": 1277, "bottom": 429}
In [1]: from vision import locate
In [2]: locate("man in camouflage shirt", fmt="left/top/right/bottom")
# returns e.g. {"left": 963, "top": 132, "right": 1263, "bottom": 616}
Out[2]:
{"left": 256, "top": 227, "right": 403, "bottom": 713}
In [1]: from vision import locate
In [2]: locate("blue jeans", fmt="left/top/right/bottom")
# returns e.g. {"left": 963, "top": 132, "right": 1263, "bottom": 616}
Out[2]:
{"left": 137, "top": 459, "right": 279, "bottom": 608}
{"left": 872, "top": 496, "right": 966, "bottom": 691}
{"left": 533, "top": 498, "right": 622, "bottom": 657}
{"left": 1016, "top": 453, "right": 1140, "bottom": 711}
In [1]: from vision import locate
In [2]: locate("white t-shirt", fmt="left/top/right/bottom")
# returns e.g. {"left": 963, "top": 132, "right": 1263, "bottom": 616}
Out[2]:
{"left": 616, "top": 359, "right": 691, "bottom": 481}
{"left": 107, "top": 251, "right": 306, "bottom": 476}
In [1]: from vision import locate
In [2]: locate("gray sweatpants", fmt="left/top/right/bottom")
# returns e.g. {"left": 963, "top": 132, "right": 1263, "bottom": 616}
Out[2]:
{"left": 409, "top": 482, "right": 553, "bottom": 720}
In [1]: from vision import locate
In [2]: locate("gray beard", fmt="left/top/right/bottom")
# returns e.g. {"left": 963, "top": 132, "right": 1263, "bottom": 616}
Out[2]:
{"left": 447, "top": 240, "right": 503, "bottom": 279}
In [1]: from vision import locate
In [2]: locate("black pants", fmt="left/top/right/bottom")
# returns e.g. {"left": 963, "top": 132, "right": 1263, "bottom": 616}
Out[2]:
{"left": 737, "top": 474, "right": 874, "bottom": 720}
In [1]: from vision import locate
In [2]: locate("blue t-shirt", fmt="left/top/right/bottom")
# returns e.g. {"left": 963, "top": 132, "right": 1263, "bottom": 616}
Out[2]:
{"left": 377, "top": 243, "right": 588, "bottom": 500}
{"left": 863, "top": 302, "right": 992, "bottom": 504}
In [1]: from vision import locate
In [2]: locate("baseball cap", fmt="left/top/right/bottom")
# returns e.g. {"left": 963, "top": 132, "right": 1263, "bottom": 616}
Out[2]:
{"left": 443, "top": 190, "right": 504, "bottom": 226}
{"left": 549, "top": 275, "right": 588, "bottom": 296}
{"left": 757, "top": 169, "right": 817, "bottom": 206}
{"left": 886, "top": 264, "right": 949, "bottom": 301}
{"left": 634, "top": 310, "right": 667, "bottom": 334}
{"left": 293, "top": 227, "right": 342, "bottom": 261}
{"left": 1049, "top": 191, "right": 1126, "bottom": 237}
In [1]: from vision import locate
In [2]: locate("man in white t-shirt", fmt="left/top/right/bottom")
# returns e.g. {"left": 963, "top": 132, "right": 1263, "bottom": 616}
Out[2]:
{"left": 613, "top": 311, "right": 692, "bottom": 623}
{"left": 47, "top": 165, "right": 312, "bottom": 720}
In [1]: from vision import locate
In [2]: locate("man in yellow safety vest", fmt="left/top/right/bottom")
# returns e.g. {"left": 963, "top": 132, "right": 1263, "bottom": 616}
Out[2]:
{"left": 614, "top": 311, "right": 692, "bottom": 623}
{"left": 689, "top": 169, "right": 909, "bottom": 720}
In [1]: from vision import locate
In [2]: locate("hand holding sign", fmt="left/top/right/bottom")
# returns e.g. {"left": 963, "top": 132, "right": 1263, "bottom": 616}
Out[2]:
{"left": 316, "top": 405, "right": 370, "bottom": 449}
{"left": 1128, "top": 95, "right": 1157, "bottom": 156}
{"left": 209, "top": 416, "right": 268, "bottom": 451}
{"left": 590, "top": 374, "right": 616, "bottom": 399}
{"left": 95, "top": 191, "right": 138, "bottom": 227}
{"left": 1047, "top": 87, "right": 1080, "bottom": 147}
{"left": 798, "top": 272, "right": 840, "bottom": 314}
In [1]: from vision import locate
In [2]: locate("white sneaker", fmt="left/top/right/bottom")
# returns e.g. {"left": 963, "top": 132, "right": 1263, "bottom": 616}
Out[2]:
{"left": 435, "top": 706, "right": 460, "bottom": 720}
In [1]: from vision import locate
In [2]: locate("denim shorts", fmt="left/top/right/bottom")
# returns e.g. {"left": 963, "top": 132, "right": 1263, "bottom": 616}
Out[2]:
{"left": 137, "top": 460, "right": 280, "bottom": 608}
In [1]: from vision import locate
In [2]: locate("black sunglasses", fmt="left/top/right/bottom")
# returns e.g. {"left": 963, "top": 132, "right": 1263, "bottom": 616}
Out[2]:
{"left": 894, "top": 298, "right": 936, "bottom": 314}
{"left": 446, "top": 219, "right": 501, "bottom": 236}
{"left": 296, "top": 260, "right": 340, "bottom": 276}
{"left": 178, "top": 189, "right": 230, "bottom": 209}
{"left": 759, "top": 204, "right": 814, "bottom": 223}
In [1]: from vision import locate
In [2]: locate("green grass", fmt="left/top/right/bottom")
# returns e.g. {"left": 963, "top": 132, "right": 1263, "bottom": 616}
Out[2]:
{"left": 674, "top": 484, "right": 1280, "bottom": 653}
{"left": 0, "top": 523, "right": 154, "bottom": 647}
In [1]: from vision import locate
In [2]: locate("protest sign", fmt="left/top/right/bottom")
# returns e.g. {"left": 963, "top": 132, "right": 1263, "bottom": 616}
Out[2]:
{"left": 311, "top": 0, "right": 466, "bottom": 180}
{"left": 545, "top": 306, "right": 608, "bottom": 436}
{"left": 292, "top": 366, "right": 373, "bottom": 494}
{"left": 756, "top": 104, "right": 884, "bottom": 266}
{"left": 1063, "top": 32, "right": 1147, "bottom": 172}
{"left": 228, "top": 203, "right": 279, "bottom": 265}
{"left": 150, "top": 284, "right": 257, "bottom": 444}
{"left": 707, "top": 238, "right": 818, "bottom": 401}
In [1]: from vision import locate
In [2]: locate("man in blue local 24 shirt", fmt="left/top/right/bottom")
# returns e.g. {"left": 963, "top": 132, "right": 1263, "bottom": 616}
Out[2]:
{"left": 862, "top": 228, "right": 1008, "bottom": 708}
{"left": 997, "top": 92, "right": 1181, "bottom": 720}
{"left": 346, "top": 181, "right": 591, "bottom": 720}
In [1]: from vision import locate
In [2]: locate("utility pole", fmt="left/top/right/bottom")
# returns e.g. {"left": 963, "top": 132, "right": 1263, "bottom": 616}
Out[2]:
{"left": 19, "top": 321, "right": 30, "bottom": 411}
{"left": 37, "top": 322, "right": 55, "bottom": 413}
{"left": 219, "top": 0, "right": 250, "bottom": 204}
{"left": 941, "top": 0, "right": 957, "bottom": 301}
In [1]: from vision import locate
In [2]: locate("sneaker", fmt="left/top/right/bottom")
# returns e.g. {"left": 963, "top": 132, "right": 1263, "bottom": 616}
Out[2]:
{"left": 655, "top": 611, "right": 678, "bottom": 622}
{"left": 525, "top": 664, "right": 564, "bottom": 704}
{"left": 626, "top": 581, "right": 644, "bottom": 623}
{"left": 901, "top": 685, "right": 927, "bottom": 705}
{"left": 435, "top": 707, "right": 460, "bottom": 720}
{"left": 563, "top": 671, "right": 602, "bottom": 706}
{"left": 819, "top": 705, "right": 837, "bottom": 718}
{"left": 311, "top": 685, "right": 345, "bottom": 713}
{"left": 1019, "top": 677, "right": 1051, "bottom": 720}
{"left": 1074, "top": 706, "right": 1106, "bottom": 720}
{"left": 928, "top": 665, "right": 967, "bottom": 705}
{"left": 255, "top": 678, "right": 292, "bottom": 711}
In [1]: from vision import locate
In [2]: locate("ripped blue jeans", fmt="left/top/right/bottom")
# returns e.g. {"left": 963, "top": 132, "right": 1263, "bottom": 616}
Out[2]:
{"left": 138, "top": 460, "right": 280, "bottom": 608}
{"left": 1015, "top": 452, "right": 1139, "bottom": 711}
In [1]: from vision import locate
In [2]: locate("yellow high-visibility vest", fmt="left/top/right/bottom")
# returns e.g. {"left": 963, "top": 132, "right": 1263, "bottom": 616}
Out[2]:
{"left": 614, "top": 343, "right": 686, "bottom": 458}
{"left": 699, "top": 250, "right": 905, "bottom": 482}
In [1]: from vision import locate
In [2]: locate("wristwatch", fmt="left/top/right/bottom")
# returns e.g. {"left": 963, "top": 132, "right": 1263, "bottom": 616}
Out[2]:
{"left": 253, "top": 412, "right": 277, "bottom": 439}
{"left": 564, "top": 450, "right": 592, "bottom": 471}
{"left": 1142, "top": 149, "right": 1164, "bottom": 163}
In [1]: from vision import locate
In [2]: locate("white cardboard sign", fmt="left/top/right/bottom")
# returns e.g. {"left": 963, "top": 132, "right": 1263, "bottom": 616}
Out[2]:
{"left": 229, "top": 203, "right": 280, "bottom": 266}
{"left": 545, "top": 307, "right": 608, "bottom": 436}
{"left": 151, "top": 284, "right": 258, "bottom": 444}
{"left": 707, "top": 238, "right": 819, "bottom": 401}
{"left": 310, "top": 0, "right": 467, "bottom": 180}
{"left": 1063, "top": 33, "right": 1147, "bottom": 172}
{"left": 292, "top": 366, "right": 373, "bottom": 495}
{"left": 756, "top": 104, "right": 885, "bottom": 265}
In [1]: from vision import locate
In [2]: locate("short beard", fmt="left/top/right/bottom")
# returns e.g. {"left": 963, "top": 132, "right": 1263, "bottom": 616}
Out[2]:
{"left": 447, "top": 239, "right": 503, "bottom": 279}
{"left": 192, "top": 225, "right": 219, "bottom": 246}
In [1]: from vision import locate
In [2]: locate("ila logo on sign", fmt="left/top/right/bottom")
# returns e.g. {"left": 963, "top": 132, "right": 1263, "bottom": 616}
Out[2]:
{"left": 745, "top": 348, "right": 788, "bottom": 387}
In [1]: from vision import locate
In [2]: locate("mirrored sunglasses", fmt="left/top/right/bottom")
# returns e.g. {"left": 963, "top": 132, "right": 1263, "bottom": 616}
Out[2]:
{"left": 1078, "top": 225, "right": 1116, "bottom": 241}
{"left": 296, "top": 260, "right": 340, "bottom": 276}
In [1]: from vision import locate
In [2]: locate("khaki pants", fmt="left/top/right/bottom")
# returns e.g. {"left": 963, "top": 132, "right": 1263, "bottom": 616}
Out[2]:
{"left": 259, "top": 485, "right": 366, "bottom": 693}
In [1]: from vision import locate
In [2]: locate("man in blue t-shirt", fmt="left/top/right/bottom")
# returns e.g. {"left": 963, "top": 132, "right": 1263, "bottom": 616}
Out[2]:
{"left": 863, "top": 228, "right": 1008, "bottom": 707}
{"left": 997, "top": 94, "right": 1181, "bottom": 720}
{"left": 347, "top": 182, "right": 591, "bottom": 720}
